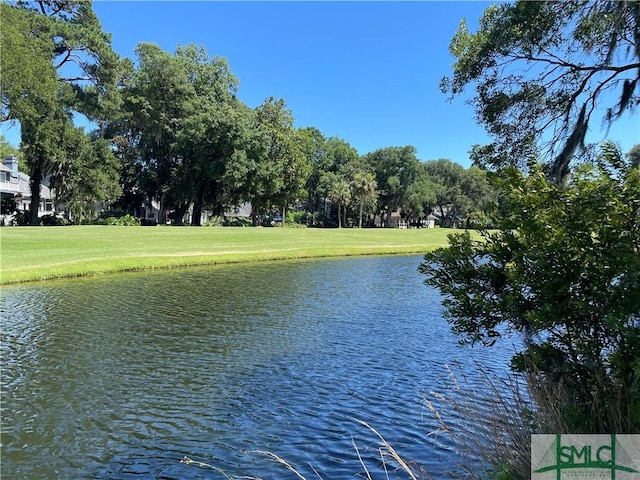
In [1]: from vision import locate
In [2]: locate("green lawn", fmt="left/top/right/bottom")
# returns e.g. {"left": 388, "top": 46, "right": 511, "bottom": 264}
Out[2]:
{"left": 0, "top": 225, "right": 465, "bottom": 285}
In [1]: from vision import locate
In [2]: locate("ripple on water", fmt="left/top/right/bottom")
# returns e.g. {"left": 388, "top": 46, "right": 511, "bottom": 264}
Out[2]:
{"left": 1, "top": 256, "right": 516, "bottom": 479}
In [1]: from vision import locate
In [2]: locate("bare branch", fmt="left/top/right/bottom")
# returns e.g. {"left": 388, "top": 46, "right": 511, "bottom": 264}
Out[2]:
{"left": 54, "top": 48, "right": 71, "bottom": 69}
{"left": 511, "top": 51, "right": 640, "bottom": 75}
{"left": 59, "top": 76, "right": 90, "bottom": 82}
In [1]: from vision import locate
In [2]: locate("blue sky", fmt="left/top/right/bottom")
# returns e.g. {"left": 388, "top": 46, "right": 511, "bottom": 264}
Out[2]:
{"left": 3, "top": 1, "right": 638, "bottom": 166}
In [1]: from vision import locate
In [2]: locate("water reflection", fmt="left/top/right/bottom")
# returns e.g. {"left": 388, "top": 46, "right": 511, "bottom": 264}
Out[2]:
{"left": 1, "top": 256, "right": 515, "bottom": 479}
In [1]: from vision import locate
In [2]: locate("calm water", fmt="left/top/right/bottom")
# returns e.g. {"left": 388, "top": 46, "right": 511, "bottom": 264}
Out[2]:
{"left": 1, "top": 255, "right": 516, "bottom": 479}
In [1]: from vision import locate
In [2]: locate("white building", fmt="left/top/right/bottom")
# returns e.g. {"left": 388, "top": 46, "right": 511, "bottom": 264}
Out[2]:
{"left": 0, "top": 155, "right": 54, "bottom": 221}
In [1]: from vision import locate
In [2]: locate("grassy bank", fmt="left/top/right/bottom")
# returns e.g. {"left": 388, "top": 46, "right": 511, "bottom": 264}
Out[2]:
{"left": 0, "top": 226, "right": 468, "bottom": 285}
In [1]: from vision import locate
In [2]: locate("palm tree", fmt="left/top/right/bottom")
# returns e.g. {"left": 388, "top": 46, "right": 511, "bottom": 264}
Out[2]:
{"left": 352, "top": 172, "right": 377, "bottom": 228}
{"left": 329, "top": 179, "right": 351, "bottom": 228}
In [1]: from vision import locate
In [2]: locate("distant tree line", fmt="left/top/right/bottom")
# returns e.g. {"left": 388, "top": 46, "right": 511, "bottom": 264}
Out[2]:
{"left": 0, "top": 1, "right": 495, "bottom": 227}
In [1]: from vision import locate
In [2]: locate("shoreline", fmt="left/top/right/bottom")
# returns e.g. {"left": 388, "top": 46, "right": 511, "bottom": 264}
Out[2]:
{"left": 0, "top": 226, "right": 468, "bottom": 285}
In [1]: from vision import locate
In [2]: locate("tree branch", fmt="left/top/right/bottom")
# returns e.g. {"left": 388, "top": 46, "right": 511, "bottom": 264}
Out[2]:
{"left": 59, "top": 75, "right": 91, "bottom": 82}
{"left": 510, "top": 50, "right": 640, "bottom": 75}
{"left": 54, "top": 48, "right": 72, "bottom": 69}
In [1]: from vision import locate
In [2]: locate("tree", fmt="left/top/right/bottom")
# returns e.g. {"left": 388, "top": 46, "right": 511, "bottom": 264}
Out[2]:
{"left": 1, "top": 1, "right": 121, "bottom": 224}
{"left": 319, "top": 137, "right": 360, "bottom": 226}
{"left": 404, "top": 162, "right": 437, "bottom": 223}
{"left": 171, "top": 45, "right": 243, "bottom": 226}
{"left": 180, "top": 101, "right": 254, "bottom": 226}
{"left": 298, "top": 127, "right": 327, "bottom": 225}
{"left": 52, "top": 130, "right": 121, "bottom": 223}
{"left": 461, "top": 166, "right": 497, "bottom": 228}
{"left": 116, "top": 43, "right": 192, "bottom": 224}
{"left": 423, "top": 159, "right": 466, "bottom": 223}
{"left": 420, "top": 160, "right": 496, "bottom": 228}
{"left": 324, "top": 137, "right": 360, "bottom": 174}
{"left": 1, "top": 3, "right": 64, "bottom": 224}
{"left": 276, "top": 132, "right": 309, "bottom": 227}
{"left": 366, "top": 146, "right": 420, "bottom": 227}
{"left": 252, "top": 97, "right": 308, "bottom": 227}
{"left": 328, "top": 177, "right": 351, "bottom": 228}
{"left": 1, "top": 4, "right": 57, "bottom": 126}
{"left": 351, "top": 172, "right": 377, "bottom": 228}
{"left": 443, "top": 1, "right": 640, "bottom": 183}
{"left": 117, "top": 43, "right": 244, "bottom": 226}
{"left": 109, "top": 129, "right": 146, "bottom": 215}
{"left": 419, "top": 143, "right": 640, "bottom": 433}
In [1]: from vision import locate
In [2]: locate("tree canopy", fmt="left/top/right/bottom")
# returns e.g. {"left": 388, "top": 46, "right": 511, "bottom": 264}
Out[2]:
{"left": 443, "top": 0, "right": 640, "bottom": 183}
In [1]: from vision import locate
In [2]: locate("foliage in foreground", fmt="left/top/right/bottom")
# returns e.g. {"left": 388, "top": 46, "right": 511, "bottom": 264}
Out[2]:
{"left": 419, "top": 143, "right": 640, "bottom": 434}
{"left": 178, "top": 419, "right": 428, "bottom": 480}
{"left": 424, "top": 364, "right": 533, "bottom": 480}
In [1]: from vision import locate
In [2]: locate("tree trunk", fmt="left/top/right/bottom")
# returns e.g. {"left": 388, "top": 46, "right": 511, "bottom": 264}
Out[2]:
{"left": 323, "top": 197, "right": 329, "bottom": 225}
{"left": 158, "top": 197, "right": 167, "bottom": 225}
{"left": 252, "top": 202, "right": 259, "bottom": 226}
{"left": 337, "top": 204, "right": 342, "bottom": 228}
{"left": 192, "top": 190, "right": 204, "bottom": 226}
{"left": 173, "top": 204, "right": 187, "bottom": 225}
{"left": 438, "top": 204, "right": 446, "bottom": 227}
{"left": 29, "top": 159, "right": 43, "bottom": 225}
{"left": 281, "top": 205, "right": 286, "bottom": 228}
{"left": 359, "top": 197, "right": 364, "bottom": 228}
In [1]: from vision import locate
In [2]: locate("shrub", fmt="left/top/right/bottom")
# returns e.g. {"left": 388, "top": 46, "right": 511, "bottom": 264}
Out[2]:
{"left": 40, "top": 214, "right": 70, "bottom": 226}
{"left": 419, "top": 143, "right": 640, "bottom": 434}
{"left": 222, "top": 217, "right": 251, "bottom": 227}
{"left": 203, "top": 217, "right": 222, "bottom": 227}
{"left": 98, "top": 214, "right": 141, "bottom": 226}
{"left": 286, "top": 211, "right": 310, "bottom": 226}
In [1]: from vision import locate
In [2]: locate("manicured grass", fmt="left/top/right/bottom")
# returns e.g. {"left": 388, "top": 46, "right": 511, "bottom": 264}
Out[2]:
{"left": 0, "top": 225, "right": 469, "bottom": 285}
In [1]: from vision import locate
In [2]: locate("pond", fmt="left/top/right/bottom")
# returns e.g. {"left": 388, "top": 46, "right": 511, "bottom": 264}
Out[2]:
{"left": 1, "top": 255, "right": 517, "bottom": 479}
